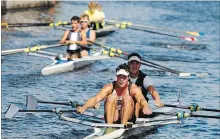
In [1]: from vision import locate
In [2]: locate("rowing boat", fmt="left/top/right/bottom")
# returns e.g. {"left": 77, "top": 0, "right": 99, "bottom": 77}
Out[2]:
{"left": 41, "top": 49, "right": 111, "bottom": 76}
{"left": 95, "top": 25, "right": 118, "bottom": 38}
{"left": 60, "top": 101, "right": 181, "bottom": 139}
{"left": 5, "top": 95, "right": 220, "bottom": 138}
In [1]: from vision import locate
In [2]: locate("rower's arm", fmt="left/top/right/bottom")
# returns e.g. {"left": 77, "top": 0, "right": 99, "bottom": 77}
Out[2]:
{"left": 79, "top": 31, "right": 88, "bottom": 46}
{"left": 132, "top": 85, "right": 150, "bottom": 109}
{"left": 81, "top": 83, "right": 112, "bottom": 111}
{"left": 89, "top": 30, "right": 96, "bottom": 42}
{"left": 85, "top": 30, "right": 96, "bottom": 46}
{"left": 143, "top": 76, "right": 162, "bottom": 102}
{"left": 147, "top": 85, "right": 161, "bottom": 102}
{"left": 60, "top": 30, "right": 69, "bottom": 44}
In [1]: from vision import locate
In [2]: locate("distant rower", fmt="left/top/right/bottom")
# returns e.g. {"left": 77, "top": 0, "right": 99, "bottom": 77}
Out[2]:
{"left": 80, "top": 14, "right": 96, "bottom": 57}
{"left": 84, "top": 1, "right": 105, "bottom": 30}
{"left": 59, "top": 16, "right": 87, "bottom": 59}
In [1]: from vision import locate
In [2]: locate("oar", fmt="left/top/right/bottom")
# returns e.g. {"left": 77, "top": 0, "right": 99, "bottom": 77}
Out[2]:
{"left": 164, "top": 104, "right": 220, "bottom": 112}
{"left": 5, "top": 103, "right": 104, "bottom": 119}
{"left": 100, "top": 50, "right": 208, "bottom": 76}
{"left": 26, "top": 95, "right": 80, "bottom": 110}
{"left": 153, "top": 111, "right": 220, "bottom": 119}
{"left": 1, "top": 21, "right": 71, "bottom": 28}
{"left": 88, "top": 40, "right": 208, "bottom": 77}
{"left": 4, "top": 104, "right": 77, "bottom": 119}
{"left": 1, "top": 44, "right": 65, "bottom": 56}
{"left": 26, "top": 95, "right": 102, "bottom": 118}
{"left": 105, "top": 19, "right": 205, "bottom": 36}
{"left": 96, "top": 49, "right": 179, "bottom": 74}
{"left": 118, "top": 25, "right": 198, "bottom": 42}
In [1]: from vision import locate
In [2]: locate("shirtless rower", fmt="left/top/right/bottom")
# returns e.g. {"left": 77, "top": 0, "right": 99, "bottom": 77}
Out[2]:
{"left": 77, "top": 63, "right": 152, "bottom": 124}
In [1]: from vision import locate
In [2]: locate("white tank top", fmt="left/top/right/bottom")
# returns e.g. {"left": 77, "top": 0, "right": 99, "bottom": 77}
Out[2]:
{"left": 67, "top": 31, "right": 81, "bottom": 50}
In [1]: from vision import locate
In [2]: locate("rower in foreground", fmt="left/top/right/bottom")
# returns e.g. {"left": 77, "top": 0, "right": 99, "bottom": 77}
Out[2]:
{"left": 59, "top": 16, "right": 87, "bottom": 59}
{"left": 80, "top": 14, "right": 96, "bottom": 56}
{"left": 127, "top": 53, "right": 164, "bottom": 118}
{"left": 77, "top": 63, "right": 152, "bottom": 125}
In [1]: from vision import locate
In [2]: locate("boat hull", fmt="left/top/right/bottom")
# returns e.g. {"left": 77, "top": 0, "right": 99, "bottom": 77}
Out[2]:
{"left": 41, "top": 51, "right": 110, "bottom": 75}
{"left": 84, "top": 102, "right": 181, "bottom": 139}
{"left": 96, "top": 25, "right": 117, "bottom": 37}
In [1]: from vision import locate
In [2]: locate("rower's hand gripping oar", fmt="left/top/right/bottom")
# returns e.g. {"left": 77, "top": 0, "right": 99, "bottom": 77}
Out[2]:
{"left": 1, "top": 44, "right": 65, "bottom": 56}
{"left": 105, "top": 19, "right": 205, "bottom": 37}
{"left": 164, "top": 103, "right": 220, "bottom": 113}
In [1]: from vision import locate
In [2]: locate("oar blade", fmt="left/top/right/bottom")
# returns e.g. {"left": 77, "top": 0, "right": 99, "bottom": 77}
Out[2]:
{"left": 179, "top": 72, "right": 209, "bottom": 77}
{"left": 186, "top": 31, "right": 205, "bottom": 36}
{"left": 5, "top": 104, "right": 20, "bottom": 119}
{"left": 179, "top": 36, "right": 198, "bottom": 42}
{"left": 26, "top": 95, "right": 38, "bottom": 110}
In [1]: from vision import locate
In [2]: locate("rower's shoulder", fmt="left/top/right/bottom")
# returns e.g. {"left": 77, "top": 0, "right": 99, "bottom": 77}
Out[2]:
{"left": 90, "top": 29, "right": 96, "bottom": 34}
{"left": 103, "top": 83, "right": 113, "bottom": 90}
{"left": 130, "top": 83, "right": 141, "bottom": 93}
{"left": 64, "top": 29, "right": 70, "bottom": 34}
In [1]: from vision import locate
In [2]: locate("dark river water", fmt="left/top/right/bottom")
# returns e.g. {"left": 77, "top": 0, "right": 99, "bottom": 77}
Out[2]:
{"left": 1, "top": 1, "right": 219, "bottom": 139}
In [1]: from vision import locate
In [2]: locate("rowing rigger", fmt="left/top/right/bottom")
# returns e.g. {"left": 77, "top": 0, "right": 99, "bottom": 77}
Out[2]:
{"left": 5, "top": 100, "right": 181, "bottom": 139}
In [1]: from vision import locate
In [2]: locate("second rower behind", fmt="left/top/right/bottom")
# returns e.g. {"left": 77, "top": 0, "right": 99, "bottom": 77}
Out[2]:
{"left": 80, "top": 14, "right": 96, "bottom": 56}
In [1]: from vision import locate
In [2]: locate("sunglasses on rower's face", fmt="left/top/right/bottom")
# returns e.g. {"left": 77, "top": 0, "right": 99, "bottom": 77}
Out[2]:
{"left": 80, "top": 20, "right": 89, "bottom": 24}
